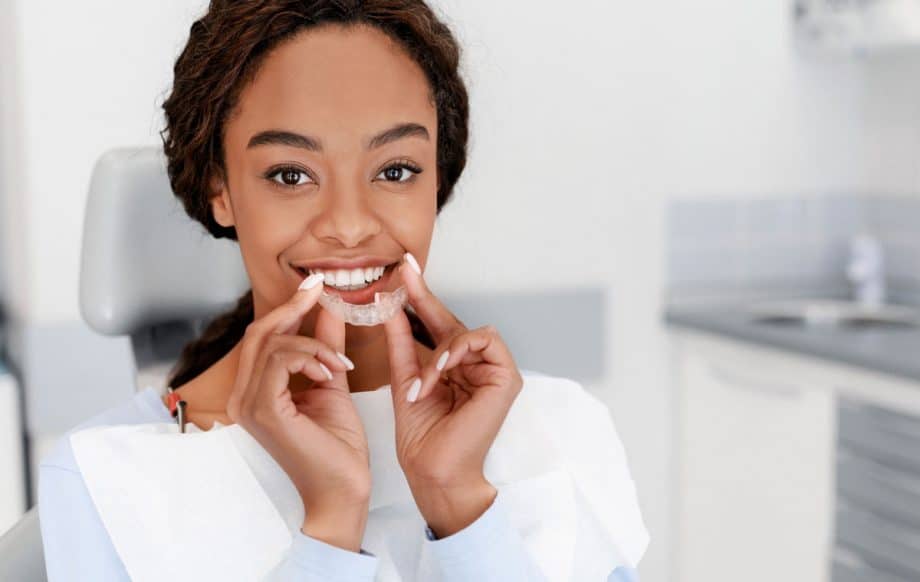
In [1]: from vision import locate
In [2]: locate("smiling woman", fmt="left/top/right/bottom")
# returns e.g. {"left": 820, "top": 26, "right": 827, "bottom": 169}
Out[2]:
{"left": 36, "top": 1, "right": 647, "bottom": 581}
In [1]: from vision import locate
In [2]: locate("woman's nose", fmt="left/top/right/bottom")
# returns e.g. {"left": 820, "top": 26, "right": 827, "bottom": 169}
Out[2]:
{"left": 311, "top": 185, "right": 382, "bottom": 248}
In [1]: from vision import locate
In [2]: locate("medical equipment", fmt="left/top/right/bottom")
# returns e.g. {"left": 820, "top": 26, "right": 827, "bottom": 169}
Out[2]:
{"left": 318, "top": 285, "right": 408, "bottom": 326}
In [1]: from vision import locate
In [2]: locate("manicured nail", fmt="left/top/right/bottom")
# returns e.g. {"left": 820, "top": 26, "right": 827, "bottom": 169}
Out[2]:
{"left": 336, "top": 351, "right": 355, "bottom": 371}
{"left": 404, "top": 252, "right": 422, "bottom": 276}
{"left": 407, "top": 377, "right": 422, "bottom": 402}
{"left": 435, "top": 350, "right": 449, "bottom": 372}
{"left": 299, "top": 272, "right": 324, "bottom": 290}
{"left": 318, "top": 362, "right": 333, "bottom": 381}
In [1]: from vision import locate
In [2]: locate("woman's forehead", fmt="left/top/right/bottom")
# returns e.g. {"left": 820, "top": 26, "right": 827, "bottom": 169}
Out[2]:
{"left": 229, "top": 24, "right": 437, "bottom": 149}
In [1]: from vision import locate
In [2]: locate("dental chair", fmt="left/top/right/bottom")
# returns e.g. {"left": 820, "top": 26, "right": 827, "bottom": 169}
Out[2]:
{"left": 0, "top": 146, "right": 249, "bottom": 581}
{"left": 0, "top": 146, "right": 607, "bottom": 581}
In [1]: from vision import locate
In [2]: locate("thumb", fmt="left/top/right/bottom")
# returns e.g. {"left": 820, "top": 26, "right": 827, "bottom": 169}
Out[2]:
{"left": 383, "top": 308, "right": 421, "bottom": 408}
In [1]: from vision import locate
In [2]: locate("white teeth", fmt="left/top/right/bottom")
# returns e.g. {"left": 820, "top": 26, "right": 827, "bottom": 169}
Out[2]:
{"left": 305, "top": 264, "right": 388, "bottom": 289}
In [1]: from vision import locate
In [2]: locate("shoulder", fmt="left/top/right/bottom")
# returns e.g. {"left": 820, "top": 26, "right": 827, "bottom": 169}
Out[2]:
{"left": 517, "top": 368, "right": 626, "bottom": 452}
{"left": 518, "top": 368, "right": 607, "bottom": 413}
{"left": 39, "top": 386, "right": 171, "bottom": 474}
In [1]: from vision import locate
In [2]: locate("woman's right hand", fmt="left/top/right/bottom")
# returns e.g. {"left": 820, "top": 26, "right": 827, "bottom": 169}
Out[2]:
{"left": 225, "top": 273, "right": 371, "bottom": 550}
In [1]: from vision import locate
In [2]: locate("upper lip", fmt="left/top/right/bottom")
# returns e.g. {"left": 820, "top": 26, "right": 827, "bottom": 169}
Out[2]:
{"left": 291, "top": 255, "right": 399, "bottom": 271}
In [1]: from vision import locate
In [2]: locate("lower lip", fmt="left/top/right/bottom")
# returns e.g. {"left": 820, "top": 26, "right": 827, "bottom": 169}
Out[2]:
{"left": 296, "top": 263, "right": 397, "bottom": 305}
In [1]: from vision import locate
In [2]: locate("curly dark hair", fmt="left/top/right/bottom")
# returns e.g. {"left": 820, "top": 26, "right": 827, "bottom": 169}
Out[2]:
{"left": 159, "top": 0, "right": 469, "bottom": 389}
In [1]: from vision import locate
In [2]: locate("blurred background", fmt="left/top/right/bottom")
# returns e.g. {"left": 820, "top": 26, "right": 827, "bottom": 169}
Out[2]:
{"left": 3, "top": 1, "right": 920, "bottom": 581}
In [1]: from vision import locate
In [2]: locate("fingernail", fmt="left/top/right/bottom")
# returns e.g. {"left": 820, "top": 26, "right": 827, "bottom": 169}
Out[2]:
{"left": 319, "top": 362, "right": 333, "bottom": 381}
{"left": 299, "top": 272, "right": 324, "bottom": 290}
{"left": 407, "top": 377, "right": 422, "bottom": 402}
{"left": 435, "top": 350, "right": 449, "bottom": 372}
{"left": 404, "top": 252, "right": 422, "bottom": 276}
{"left": 336, "top": 351, "right": 355, "bottom": 371}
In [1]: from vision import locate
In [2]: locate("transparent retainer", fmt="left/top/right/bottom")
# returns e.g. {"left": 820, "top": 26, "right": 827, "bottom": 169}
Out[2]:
{"left": 318, "top": 285, "right": 408, "bottom": 326}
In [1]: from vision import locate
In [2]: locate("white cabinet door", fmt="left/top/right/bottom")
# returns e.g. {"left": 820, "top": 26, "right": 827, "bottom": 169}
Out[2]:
{"left": 675, "top": 340, "right": 835, "bottom": 582}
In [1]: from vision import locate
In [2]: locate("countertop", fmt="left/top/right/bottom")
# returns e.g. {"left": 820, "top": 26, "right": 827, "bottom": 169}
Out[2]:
{"left": 664, "top": 295, "right": 920, "bottom": 383}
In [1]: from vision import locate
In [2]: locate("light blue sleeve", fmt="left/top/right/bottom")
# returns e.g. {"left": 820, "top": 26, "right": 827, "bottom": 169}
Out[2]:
{"left": 38, "top": 461, "right": 378, "bottom": 581}
{"left": 422, "top": 487, "right": 638, "bottom": 581}
{"left": 609, "top": 565, "right": 640, "bottom": 581}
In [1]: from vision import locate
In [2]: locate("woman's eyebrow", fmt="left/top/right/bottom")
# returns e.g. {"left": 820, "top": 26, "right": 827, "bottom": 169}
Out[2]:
{"left": 246, "top": 122, "right": 430, "bottom": 152}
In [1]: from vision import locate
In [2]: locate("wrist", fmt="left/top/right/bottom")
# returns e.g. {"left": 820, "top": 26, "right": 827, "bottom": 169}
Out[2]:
{"left": 301, "top": 498, "right": 370, "bottom": 553}
{"left": 410, "top": 476, "right": 497, "bottom": 539}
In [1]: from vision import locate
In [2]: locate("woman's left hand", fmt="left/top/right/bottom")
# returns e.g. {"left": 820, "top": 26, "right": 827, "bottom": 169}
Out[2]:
{"left": 382, "top": 253, "right": 524, "bottom": 538}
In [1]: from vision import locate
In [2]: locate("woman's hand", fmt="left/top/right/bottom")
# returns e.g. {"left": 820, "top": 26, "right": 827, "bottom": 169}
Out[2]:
{"left": 382, "top": 253, "right": 524, "bottom": 538}
{"left": 225, "top": 274, "right": 371, "bottom": 551}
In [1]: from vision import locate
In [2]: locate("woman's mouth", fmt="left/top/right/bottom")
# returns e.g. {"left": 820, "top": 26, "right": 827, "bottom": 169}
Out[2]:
{"left": 293, "top": 261, "right": 400, "bottom": 305}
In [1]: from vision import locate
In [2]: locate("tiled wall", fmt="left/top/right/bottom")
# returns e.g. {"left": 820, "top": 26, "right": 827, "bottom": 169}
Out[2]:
{"left": 869, "top": 196, "right": 920, "bottom": 299}
{"left": 666, "top": 194, "right": 920, "bottom": 302}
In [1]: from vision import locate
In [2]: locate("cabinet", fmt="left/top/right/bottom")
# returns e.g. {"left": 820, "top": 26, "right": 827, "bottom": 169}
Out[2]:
{"left": 671, "top": 329, "right": 920, "bottom": 582}
{"left": 673, "top": 334, "right": 835, "bottom": 582}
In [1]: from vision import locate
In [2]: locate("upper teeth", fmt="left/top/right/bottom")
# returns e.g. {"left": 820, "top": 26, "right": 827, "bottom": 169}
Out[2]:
{"left": 307, "top": 265, "right": 386, "bottom": 288}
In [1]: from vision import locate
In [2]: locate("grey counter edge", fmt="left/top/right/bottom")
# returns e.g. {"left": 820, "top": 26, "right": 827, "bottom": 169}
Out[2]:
{"left": 664, "top": 308, "right": 920, "bottom": 385}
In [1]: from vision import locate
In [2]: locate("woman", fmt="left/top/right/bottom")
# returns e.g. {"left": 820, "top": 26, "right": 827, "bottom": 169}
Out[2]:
{"left": 38, "top": 1, "right": 648, "bottom": 580}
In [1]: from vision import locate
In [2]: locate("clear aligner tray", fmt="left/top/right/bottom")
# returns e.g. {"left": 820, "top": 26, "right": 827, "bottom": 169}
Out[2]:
{"left": 318, "top": 285, "right": 408, "bottom": 326}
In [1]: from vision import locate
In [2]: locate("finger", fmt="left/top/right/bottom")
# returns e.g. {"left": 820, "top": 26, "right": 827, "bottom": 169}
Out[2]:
{"left": 415, "top": 325, "right": 516, "bottom": 402}
{"left": 255, "top": 334, "right": 351, "bottom": 380}
{"left": 397, "top": 252, "right": 467, "bottom": 344}
{"left": 253, "top": 350, "right": 332, "bottom": 441}
{"left": 245, "top": 350, "right": 331, "bottom": 424}
{"left": 382, "top": 307, "right": 422, "bottom": 408}
{"left": 244, "top": 330, "right": 355, "bottom": 412}
{"left": 229, "top": 274, "right": 325, "bottom": 418}
{"left": 313, "top": 305, "right": 350, "bottom": 393}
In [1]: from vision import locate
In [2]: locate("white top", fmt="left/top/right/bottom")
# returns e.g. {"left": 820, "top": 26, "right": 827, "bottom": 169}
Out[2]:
{"left": 41, "top": 369, "right": 648, "bottom": 581}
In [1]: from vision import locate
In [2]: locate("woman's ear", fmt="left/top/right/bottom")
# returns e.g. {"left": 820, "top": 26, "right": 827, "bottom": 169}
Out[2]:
{"left": 208, "top": 174, "right": 236, "bottom": 228}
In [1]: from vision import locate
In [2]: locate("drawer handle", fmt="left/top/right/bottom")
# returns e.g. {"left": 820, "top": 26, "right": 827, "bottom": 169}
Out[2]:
{"left": 708, "top": 364, "right": 804, "bottom": 398}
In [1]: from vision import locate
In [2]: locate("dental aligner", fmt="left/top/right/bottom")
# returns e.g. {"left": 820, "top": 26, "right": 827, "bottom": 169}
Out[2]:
{"left": 318, "top": 285, "right": 408, "bottom": 326}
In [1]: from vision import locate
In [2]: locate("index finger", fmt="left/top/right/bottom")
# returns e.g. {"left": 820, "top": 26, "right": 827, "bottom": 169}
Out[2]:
{"left": 397, "top": 252, "right": 466, "bottom": 344}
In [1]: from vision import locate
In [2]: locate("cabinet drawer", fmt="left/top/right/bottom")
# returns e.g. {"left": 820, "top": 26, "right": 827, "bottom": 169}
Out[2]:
{"left": 835, "top": 497, "right": 920, "bottom": 578}
{"left": 838, "top": 400, "right": 920, "bottom": 471}
{"left": 837, "top": 446, "right": 920, "bottom": 527}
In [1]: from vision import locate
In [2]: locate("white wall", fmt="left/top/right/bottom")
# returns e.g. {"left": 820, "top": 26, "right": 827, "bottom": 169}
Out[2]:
{"left": 4, "top": 1, "right": 920, "bottom": 580}
{"left": 860, "top": 52, "right": 920, "bottom": 194}
{"left": 6, "top": 0, "right": 207, "bottom": 325}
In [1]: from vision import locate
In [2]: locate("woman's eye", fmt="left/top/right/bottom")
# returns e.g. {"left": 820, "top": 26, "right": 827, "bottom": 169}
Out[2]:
{"left": 268, "top": 167, "right": 313, "bottom": 187}
{"left": 376, "top": 163, "right": 422, "bottom": 183}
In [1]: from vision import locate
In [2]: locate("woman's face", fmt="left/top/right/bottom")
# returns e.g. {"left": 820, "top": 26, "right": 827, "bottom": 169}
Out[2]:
{"left": 211, "top": 23, "right": 438, "bottom": 334}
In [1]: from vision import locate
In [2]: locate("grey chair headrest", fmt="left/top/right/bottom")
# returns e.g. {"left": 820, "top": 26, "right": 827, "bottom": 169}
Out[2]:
{"left": 79, "top": 147, "right": 249, "bottom": 337}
